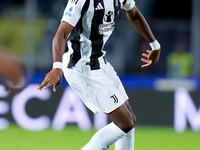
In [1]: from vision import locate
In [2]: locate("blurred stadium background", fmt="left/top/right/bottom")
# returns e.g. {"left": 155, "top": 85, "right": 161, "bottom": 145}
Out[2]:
{"left": 0, "top": 0, "right": 200, "bottom": 149}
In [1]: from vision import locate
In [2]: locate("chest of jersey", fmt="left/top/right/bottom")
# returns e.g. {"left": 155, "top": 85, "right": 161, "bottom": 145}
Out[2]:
{"left": 82, "top": 0, "right": 121, "bottom": 35}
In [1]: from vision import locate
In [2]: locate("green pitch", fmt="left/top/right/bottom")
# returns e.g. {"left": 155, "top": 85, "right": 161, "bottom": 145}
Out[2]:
{"left": 0, "top": 125, "right": 199, "bottom": 150}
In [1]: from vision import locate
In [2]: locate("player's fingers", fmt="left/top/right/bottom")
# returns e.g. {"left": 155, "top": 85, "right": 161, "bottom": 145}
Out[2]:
{"left": 44, "top": 82, "right": 53, "bottom": 89}
{"left": 53, "top": 86, "right": 56, "bottom": 92}
{"left": 146, "top": 50, "right": 151, "bottom": 53}
{"left": 37, "top": 86, "right": 43, "bottom": 91}
{"left": 53, "top": 84, "right": 57, "bottom": 92}
{"left": 37, "top": 80, "right": 48, "bottom": 91}
{"left": 141, "top": 60, "right": 153, "bottom": 68}
{"left": 142, "top": 53, "right": 149, "bottom": 58}
{"left": 141, "top": 58, "right": 149, "bottom": 64}
{"left": 53, "top": 80, "right": 61, "bottom": 92}
{"left": 141, "top": 63, "right": 150, "bottom": 68}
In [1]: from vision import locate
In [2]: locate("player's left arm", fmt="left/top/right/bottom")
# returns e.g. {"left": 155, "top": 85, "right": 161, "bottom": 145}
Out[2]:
{"left": 124, "top": 6, "right": 161, "bottom": 68}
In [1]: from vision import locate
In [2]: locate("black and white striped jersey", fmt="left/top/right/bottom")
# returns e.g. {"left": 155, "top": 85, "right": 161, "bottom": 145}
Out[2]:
{"left": 61, "top": 0, "right": 135, "bottom": 70}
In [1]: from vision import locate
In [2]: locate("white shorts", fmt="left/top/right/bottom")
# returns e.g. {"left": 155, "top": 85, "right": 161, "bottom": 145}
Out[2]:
{"left": 62, "top": 56, "right": 129, "bottom": 114}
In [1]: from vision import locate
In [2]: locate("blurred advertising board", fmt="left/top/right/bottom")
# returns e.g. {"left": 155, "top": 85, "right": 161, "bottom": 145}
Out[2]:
{"left": 0, "top": 83, "right": 200, "bottom": 133}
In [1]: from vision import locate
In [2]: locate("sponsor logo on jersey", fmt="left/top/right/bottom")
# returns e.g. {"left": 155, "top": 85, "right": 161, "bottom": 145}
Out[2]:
{"left": 99, "top": 22, "right": 115, "bottom": 34}
{"left": 104, "top": 11, "right": 114, "bottom": 22}
{"left": 65, "top": 6, "right": 73, "bottom": 17}
{"left": 95, "top": 2, "right": 104, "bottom": 10}
{"left": 99, "top": 11, "right": 115, "bottom": 34}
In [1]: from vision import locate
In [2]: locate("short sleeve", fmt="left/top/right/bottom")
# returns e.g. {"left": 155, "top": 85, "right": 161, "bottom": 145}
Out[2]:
{"left": 61, "top": 0, "right": 86, "bottom": 27}
{"left": 121, "top": 0, "right": 135, "bottom": 11}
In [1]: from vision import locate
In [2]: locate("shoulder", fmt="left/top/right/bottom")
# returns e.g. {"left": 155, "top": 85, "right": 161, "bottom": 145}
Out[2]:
{"left": 120, "top": 0, "right": 135, "bottom": 11}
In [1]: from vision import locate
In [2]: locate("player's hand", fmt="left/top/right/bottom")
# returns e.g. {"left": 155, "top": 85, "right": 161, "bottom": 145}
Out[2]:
{"left": 141, "top": 49, "right": 160, "bottom": 68}
{"left": 37, "top": 68, "right": 62, "bottom": 92}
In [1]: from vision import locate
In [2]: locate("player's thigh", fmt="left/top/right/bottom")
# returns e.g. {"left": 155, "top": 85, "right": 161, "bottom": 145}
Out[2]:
{"left": 124, "top": 100, "right": 136, "bottom": 122}
{"left": 107, "top": 102, "right": 135, "bottom": 132}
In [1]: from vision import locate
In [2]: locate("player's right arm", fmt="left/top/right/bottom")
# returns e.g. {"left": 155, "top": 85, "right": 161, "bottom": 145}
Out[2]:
{"left": 52, "top": 22, "right": 74, "bottom": 63}
{"left": 37, "top": 22, "right": 74, "bottom": 92}
{"left": 38, "top": 0, "right": 84, "bottom": 92}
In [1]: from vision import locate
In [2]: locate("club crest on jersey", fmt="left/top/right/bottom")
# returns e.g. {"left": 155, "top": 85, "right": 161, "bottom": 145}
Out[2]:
{"left": 99, "top": 11, "right": 115, "bottom": 34}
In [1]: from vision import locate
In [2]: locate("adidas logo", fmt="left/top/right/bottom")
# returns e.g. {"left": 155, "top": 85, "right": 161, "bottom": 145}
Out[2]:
{"left": 95, "top": 2, "right": 104, "bottom": 10}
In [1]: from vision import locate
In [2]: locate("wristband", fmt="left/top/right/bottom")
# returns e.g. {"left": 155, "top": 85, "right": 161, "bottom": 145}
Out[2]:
{"left": 53, "top": 62, "right": 63, "bottom": 70}
{"left": 149, "top": 40, "right": 161, "bottom": 50}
